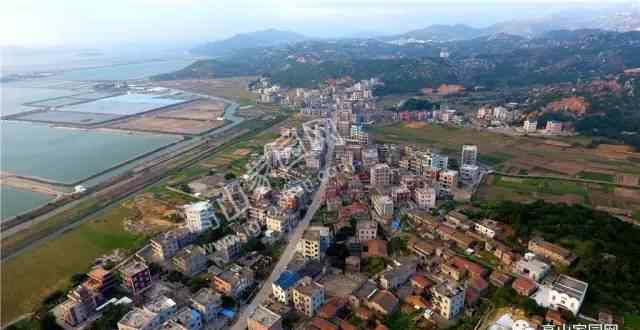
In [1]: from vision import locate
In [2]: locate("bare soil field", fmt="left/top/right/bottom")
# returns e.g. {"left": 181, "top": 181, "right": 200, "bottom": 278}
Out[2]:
{"left": 157, "top": 77, "right": 257, "bottom": 106}
{"left": 372, "top": 123, "right": 640, "bottom": 181}
{"left": 157, "top": 99, "right": 225, "bottom": 120}
{"left": 112, "top": 116, "right": 224, "bottom": 135}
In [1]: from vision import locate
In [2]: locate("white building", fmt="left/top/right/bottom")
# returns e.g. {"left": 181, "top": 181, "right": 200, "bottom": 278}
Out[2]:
{"left": 460, "top": 145, "right": 478, "bottom": 166}
{"left": 184, "top": 201, "right": 219, "bottom": 233}
{"left": 545, "top": 121, "right": 563, "bottom": 134}
{"left": 460, "top": 164, "right": 480, "bottom": 184}
{"left": 523, "top": 119, "right": 538, "bottom": 133}
{"left": 546, "top": 275, "right": 588, "bottom": 315}
{"left": 143, "top": 296, "right": 177, "bottom": 324}
{"left": 414, "top": 186, "right": 436, "bottom": 209}
{"left": 438, "top": 170, "right": 458, "bottom": 196}
{"left": 370, "top": 164, "right": 391, "bottom": 187}
{"left": 356, "top": 220, "right": 378, "bottom": 242}
{"left": 473, "top": 219, "right": 502, "bottom": 239}
{"left": 272, "top": 271, "right": 301, "bottom": 304}
{"left": 514, "top": 257, "right": 550, "bottom": 282}
{"left": 431, "top": 281, "right": 465, "bottom": 320}
{"left": 118, "top": 308, "right": 161, "bottom": 330}
{"left": 372, "top": 194, "right": 394, "bottom": 220}
{"left": 297, "top": 226, "right": 332, "bottom": 260}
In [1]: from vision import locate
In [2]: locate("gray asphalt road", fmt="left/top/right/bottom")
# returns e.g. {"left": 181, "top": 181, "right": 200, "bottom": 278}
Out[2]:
{"left": 230, "top": 123, "right": 335, "bottom": 330}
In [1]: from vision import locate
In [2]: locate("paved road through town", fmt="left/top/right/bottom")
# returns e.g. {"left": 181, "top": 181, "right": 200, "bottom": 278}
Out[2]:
{"left": 230, "top": 121, "right": 336, "bottom": 330}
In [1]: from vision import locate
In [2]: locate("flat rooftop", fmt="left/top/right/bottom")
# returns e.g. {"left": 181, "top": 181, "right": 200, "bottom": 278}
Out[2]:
{"left": 249, "top": 305, "right": 281, "bottom": 327}
{"left": 551, "top": 275, "right": 588, "bottom": 300}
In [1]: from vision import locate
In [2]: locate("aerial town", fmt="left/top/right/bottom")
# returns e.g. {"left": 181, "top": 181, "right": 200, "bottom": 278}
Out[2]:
{"left": 44, "top": 77, "right": 602, "bottom": 330}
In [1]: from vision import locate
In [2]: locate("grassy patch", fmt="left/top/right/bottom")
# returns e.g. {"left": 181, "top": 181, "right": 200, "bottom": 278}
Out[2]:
{"left": 1, "top": 204, "right": 145, "bottom": 324}
{"left": 625, "top": 314, "right": 640, "bottom": 330}
{"left": 577, "top": 171, "right": 614, "bottom": 182}
{"left": 479, "top": 153, "right": 513, "bottom": 165}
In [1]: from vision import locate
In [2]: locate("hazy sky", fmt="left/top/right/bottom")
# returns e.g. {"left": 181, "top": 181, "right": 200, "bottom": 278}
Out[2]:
{"left": 0, "top": 0, "right": 634, "bottom": 48}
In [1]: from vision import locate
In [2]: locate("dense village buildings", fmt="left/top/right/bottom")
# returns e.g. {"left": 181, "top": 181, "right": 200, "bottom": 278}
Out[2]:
{"left": 49, "top": 76, "right": 595, "bottom": 330}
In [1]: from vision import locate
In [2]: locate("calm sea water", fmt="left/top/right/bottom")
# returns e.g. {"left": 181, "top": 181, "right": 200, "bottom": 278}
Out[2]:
{"left": 1, "top": 121, "right": 179, "bottom": 184}
{"left": 0, "top": 186, "right": 53, "bottom": 220}
{"left": 1, "top": 57, "right": 195, "bottom": 219}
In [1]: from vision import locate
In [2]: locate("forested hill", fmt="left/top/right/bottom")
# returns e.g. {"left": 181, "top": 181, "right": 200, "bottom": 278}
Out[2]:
{"left": 156, "top": 30, "right": 640, "bottom": 95}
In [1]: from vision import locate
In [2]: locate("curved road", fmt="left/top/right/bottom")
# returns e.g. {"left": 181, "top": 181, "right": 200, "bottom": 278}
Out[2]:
{"left": 230, "top": 120, "right": 336, "bottom": 330}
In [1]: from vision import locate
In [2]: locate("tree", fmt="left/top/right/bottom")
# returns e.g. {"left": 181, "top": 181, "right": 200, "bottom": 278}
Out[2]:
{"left": 224, "top": 173, "right": 236, "bottom": 180}
{"left": 221, "top": 296, "right": 236, "bottom": 309}
{"left": 70, "top": 273, "right": 88, "bottom": 287}
{"left": 90, "top": 304, "right": 129, "bottom": 330}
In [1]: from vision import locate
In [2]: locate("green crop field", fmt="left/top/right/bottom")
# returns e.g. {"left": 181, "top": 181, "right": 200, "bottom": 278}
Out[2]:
{"left": 1, "top": 204, "right": 145, "bottom": 324}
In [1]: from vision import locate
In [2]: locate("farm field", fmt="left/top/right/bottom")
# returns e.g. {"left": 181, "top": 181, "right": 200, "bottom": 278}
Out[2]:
{"left": 111, "top": 116, "right": 224, "bottom": 135}
{"left": 476, "top": 175, "right": 640, "bottom": 213}
{"left": 1, "top": 203, "right": 146, "bottom": 324}
{"left": 371, "top": 122, "right": 640, "bottom": 181}
{"left": 157, "top": 77, "right": 258, "bottom": 106}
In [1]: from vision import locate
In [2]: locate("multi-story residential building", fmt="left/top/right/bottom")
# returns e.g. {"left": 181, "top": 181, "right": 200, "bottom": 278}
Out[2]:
{"left": 461, "top": 145, "right": 478, "bottom": 166}
{"left": 361, "top": 147, "right": 379, "bottom": 168}
{"left": 370, "top": 163, "right": 391, "bottom": 187}
{"left": 190, "top": 288, "right": 222, "bottom": 323}
{"left": 545, "top": 275, "right": 588, "bottom": 315}
{"left": 297, "top": 226, "right": 332, "bottom": 260}
{"left": 292, "top": 277, "right": 325, "bottom": 317}
{"left": 545, "top": 120, "right": 563, "bottom": 134}
{"left": 212, "top": 266, "right": 255, "bottom": 298}
{"left": 160, "top": 320, "right": 188, "bottom": 330}
{"left": 391, "top": 186, "right": 411, "bottom": 203}
{"left": 459, "top": 164, "right": 480, "bottom": 184}
{"left": 266, "top": 207, "right": 297, "bottom": 233}
{"left": 55, "top": 285, "right": 98, "bottom": 327}
{"left": 414, "top": 186, "right": 436, "bottom": 209}
{"left": 264, "top": 137, "right": 294, "bottom": 167}
{"left": 248, "top": 201, "right": 271, "bottom": 226}
{"left": 144, "top": 295, "right": 177, "bottom": 323}
{"left": 248, "top": 305, "right": 283, "bottom": 330}
{"left": 184, "top": 201, "right": 218, "bottom": 233}
{"left": 424, "top": 152, "right": 448, "bottom": 171}
{"left": 474, "top": 219, "right": 503, "bottom": 239}
{"left": 379, "top": 263, "right": 416, "bottom": 290}
{"left": 173, "top": 245, "right": 208, "bottom": 277}
{"left": 356, "top": 220, "right": 377, "bottom": 242}
{"left": 523, "top": 119, "right": 538, "bottom": 132}
{"left": 272, "top": 271, "right": 301, "bottom": 304}
{"left": 438, "top": 170, "right": 458, "bottom": 196}
{"left": 173, "top": 307, "right": 203, "bottom": 330}
{"left": 367, "top": 290, "right": 399, "bottom": 316}
{"left": 118, "top": 308, "right": 161, "bottom": 330}
{"left": 528, "top": 238, "right": 576, "bottom": 266}
{"left": 350, "top": 124, "right": 369, "bottom": 145}
{"left": 85, "top": 266, "right": 116, "bottom": 296}
{"left": 151, "top": 229, "right": 193, "bottom": 260}
{"left": 230, "top": 220, "right": 262, "bottom": 243}
{"left": 212, "top": 234, "right": 242, "bottom": 263}
{"left": 513, "top": 257, "right": 551, "bottom": 282}
{"left": 431, "top": 281, "right": 465, "bottom": 320}
{"left": 121, "top": 261, "right": 152, "bottom": 295}
{"left": 372, "top": 194, "right": 394, "bottom": 220}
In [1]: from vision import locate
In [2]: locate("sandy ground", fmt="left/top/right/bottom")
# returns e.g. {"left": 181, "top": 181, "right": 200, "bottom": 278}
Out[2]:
{"left": 112, "top": 116, "right": 224, "bottom": 135}
{"left": 0, "top": 173, "right": 65, "bottom": 197}
{"left": 157, "top": 99, "right": 226, "bottom": 120}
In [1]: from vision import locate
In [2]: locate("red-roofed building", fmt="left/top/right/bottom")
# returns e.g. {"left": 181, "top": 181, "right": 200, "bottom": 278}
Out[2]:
{"left": 465, "top": 288, "right": 480, "bottom": 306}
{"left": 307, "top": 318, "right": 338, "bottom": 330}
{"left": 317, "top": 298, "right": 346, "bottom": 320}
{"left": 452, "top": 257, "right": 488, "bottom": 278}
{"left": 354, "top": 307, "right": 372, "bottom": 321}
{"left": 468, "top": 276, "right": 488, "bottom": 295}
{"left": 512, "top": 277, "right": 537, "bottom": 297}
{"left": 410, "top": 274, "right": 434, "bottom": 293}
{"left": 338, "top": 320, "right": 358, "bottom": 330}
{"left": 404, "top": 295, "right": 431, "bottom": 310}
{"left": 363, "top": 240, "right": 388, "bottom": 258}
{"left": 338, "top": 203, "right": 369, "bottom": 223}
